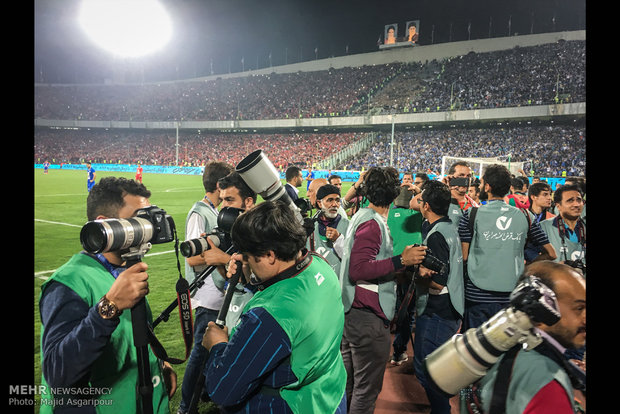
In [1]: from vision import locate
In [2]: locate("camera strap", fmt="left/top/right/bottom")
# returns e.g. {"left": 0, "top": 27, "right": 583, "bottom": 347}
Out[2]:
{"left": 146, "top": 226, "right": 195, "bottom": 365}
{"left": 146, "top": 276, "right": 194, "bottom": 365}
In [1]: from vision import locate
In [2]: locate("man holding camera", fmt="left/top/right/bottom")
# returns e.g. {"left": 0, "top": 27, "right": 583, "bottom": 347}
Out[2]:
{"left": 306, "top": 183, "right": 349, "bottom": 277}
{"left": 179, "top": 161, "right": 233, "bottom": 414}
{"left": 458, "top": 164, "right": 556, "bottom": 330}
{"left": 412, "top": 180, "right": 465, "bottom": 414}
{"left": 338, "top": 166, "right": 428, "bottom": 414}
{"left": 201, "top": 200, "right": 348, "bottom": 413}
{"left": 39, "top": 177, "right": 176, "bottom": 413}
{"left": 444, "top": 161, "right": 479, "bottom": 229}
{"left": 476, "top": 261, "right": 586, "bottom": 414}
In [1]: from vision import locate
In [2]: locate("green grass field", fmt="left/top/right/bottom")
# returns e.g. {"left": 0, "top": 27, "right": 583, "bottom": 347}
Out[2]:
{"left": 34, "top": 168, "right": 352, "bottom": 413}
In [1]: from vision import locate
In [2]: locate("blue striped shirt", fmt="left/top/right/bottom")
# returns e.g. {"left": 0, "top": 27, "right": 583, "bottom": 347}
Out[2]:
{"left": 204, "top": 307, "right": 347, "bottom": 413}
{"left": 458, "top": 200, "right": 551, "bottom": 303}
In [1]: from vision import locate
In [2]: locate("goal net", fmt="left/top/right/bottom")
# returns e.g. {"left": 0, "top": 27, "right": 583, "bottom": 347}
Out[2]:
{"left": 440, "top": 155, "right": 527, "bottom": 178}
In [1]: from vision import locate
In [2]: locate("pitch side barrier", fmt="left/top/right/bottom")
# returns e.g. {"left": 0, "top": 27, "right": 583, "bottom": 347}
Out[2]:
{"left": 34, "top": 163, "right": 568, "bottom": 190}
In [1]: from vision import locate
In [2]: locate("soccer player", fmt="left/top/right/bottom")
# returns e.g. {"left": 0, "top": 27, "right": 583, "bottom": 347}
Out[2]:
{"left": 135, "top": 162, "right": 143, "bottom": 183}
{"left": 86, "top": 162, "right": 96, "bottom": 192}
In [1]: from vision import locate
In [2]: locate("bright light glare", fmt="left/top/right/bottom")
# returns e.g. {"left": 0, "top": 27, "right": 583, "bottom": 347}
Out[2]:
{"left": 78, "top": 0, "right": 172, "bottom": 58}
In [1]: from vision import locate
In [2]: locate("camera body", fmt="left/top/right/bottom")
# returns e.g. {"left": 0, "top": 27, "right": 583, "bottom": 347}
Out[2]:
{"left": 413, "top": 243, "right": 447, "bottom": 274}
{"left": 294, "top": 197, "right": 313, "bottom": 216}
{"left": 449, "top": 177, "right": 471, "bottom": 187}
{"left": 564, "top": 259, "right": 586, "bottom": 275}
{"left": 80, "top": 205, "right": 175, "bottom": 254}
{"left": 179, "top": 207, "right": 243, "bottom": 257}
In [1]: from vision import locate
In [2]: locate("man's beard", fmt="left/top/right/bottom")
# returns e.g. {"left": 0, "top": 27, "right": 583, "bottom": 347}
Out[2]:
{"left": 322, "top": 208, "right": 338, "bottom": 219}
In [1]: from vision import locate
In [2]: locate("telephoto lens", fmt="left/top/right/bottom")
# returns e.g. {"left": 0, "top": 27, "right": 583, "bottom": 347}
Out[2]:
{"left": 179, "top": 234, "right": 221, "bottom": 258}
{"left": 80, "top": 217, "right": 154, "bottom": 254}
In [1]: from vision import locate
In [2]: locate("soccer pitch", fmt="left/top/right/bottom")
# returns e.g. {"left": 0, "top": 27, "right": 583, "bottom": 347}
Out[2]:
{"left": 34, "top": 168, "right": 351, "bottom": 413}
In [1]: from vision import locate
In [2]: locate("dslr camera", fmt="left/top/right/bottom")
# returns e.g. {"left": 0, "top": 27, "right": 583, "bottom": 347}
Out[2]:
{"left": 413, "top": 243, "right": 447, "bottom": 274}
{"left": 449, "top": 176, "right": 471, "bottom": 187}
{"left": 179, "top": 207, "right": 244, "bottom": 258}
{"left": 80, "top": 205, "right": 175, "bottom": 254}
{"left": 423, "top": 275, "right": 561, "bottom": 396}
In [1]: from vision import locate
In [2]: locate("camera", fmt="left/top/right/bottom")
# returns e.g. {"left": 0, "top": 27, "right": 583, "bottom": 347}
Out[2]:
{"left": 294, "top": 197, "right": 313, "bottom": 216}
{"left": 423, "top": 275, "right": 561, "bottom": 397}
{"left": 179, "top": 206, "right": 244, "bottom": 257}
{"left": 80, "top": 205, "right": 175, "bottom": 254}
{"left": 564, "top": 259, "right": 586, "bottom": 275}
{"left": 449, "top": 177, "right": 471, "bottom": 187}
{"left": 413, "top": 244, "right": 447, "bottom": 274}
{"left": 236, "top": 150, "right": 303, "bottom": 223}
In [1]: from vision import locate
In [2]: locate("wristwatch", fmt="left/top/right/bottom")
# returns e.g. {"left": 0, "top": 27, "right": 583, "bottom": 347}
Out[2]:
{"left": 97, "top": 295, "right": 122, "bottom": 320}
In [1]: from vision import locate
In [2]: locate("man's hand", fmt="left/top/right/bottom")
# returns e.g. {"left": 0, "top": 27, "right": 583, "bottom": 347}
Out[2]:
{"left": 202, "top": 321, "right": 229, "bottom": 351}
{"left": 162, "top": 361, "right": 177, "bottom": 398}
{"left": 325, "top": 227, "right": 340, "bottom": 242}
{"left": 202, "top": 237, "right": 231, "bottom": 266}
{"left": 106, "top": 262, "right": 149, "bottom": 311}
{"left": 227, "top": 253, "right": 251, "bottom": 284}
{"left": 401, "top": 244, "right": 427, "bottom": 266}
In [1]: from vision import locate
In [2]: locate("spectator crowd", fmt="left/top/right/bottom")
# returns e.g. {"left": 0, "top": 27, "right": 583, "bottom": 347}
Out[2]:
{"left": 35, "top": 40, "right": 584, "bottom": 121}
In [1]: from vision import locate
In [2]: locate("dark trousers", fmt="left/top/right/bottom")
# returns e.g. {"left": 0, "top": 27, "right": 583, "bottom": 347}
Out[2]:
{"left": 341, "top": 307, "right": 391, "bottom": 414}
{"left": 179, "top": 307, "right": 219, "bottom": 413}
{"left": 413, "top": 313, "right": 461, "bottom": 414}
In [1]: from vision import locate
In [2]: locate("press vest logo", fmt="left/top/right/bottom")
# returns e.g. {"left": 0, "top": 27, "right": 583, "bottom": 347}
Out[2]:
{"left": 496, "top": 216, "right": 512, "bottom": 231}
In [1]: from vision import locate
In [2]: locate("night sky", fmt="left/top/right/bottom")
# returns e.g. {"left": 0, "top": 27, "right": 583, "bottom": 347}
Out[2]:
{"left": 34, "top": 0, "right": 585, "bottom": 84}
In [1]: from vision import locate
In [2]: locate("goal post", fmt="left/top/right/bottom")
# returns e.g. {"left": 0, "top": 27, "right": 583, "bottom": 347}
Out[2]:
{"left": 440, "top": 155, "right": 527, "bottom": 178}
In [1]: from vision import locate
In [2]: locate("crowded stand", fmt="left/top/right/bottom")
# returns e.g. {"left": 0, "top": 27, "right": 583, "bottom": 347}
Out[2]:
{"left": 34, "top": 128, "right": 361, "bottom": 168}
{"left": 35, "top": 122, "right": 584, "bottom": 178}
{"left": 341, "top": 124, "right": 585, "bottom": 177}
{"left": 35, "top": 40, "right": 585, "bottom": 122}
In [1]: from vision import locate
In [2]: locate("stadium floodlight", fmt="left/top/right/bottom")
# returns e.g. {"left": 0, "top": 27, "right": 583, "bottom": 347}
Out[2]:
{"left": 77, "top": 0, "right": 172, "bottom": 58}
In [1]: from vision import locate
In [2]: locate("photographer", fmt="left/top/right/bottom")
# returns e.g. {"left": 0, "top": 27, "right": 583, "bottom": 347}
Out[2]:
{"left": 458, "top": 164, "right": 556, "bottom": 330}
{"left": 338, "top": 166, "right": 428, "bottom": 414}
{"left": 39, "top": 177, "right": 176, "bottom": 413}
{"left": 201, "top": 200, "right": 348, "bottom": 413}
{"left": 412, "top": 180, "right": 465, "bottom": 414}
{"left": 475, "top": 261, "right": 586, "bottom": 414}
{"left": 179, "top": 161, "right": 233, "bottom": 414}
{"left": 306, "top": 183, "right": 349, "bottom": 276}
{"left": 443, "top": 161, "right": 478, "bottom": 232}
{"left": 539, "top": 184, "right": 586, "bottom": 270}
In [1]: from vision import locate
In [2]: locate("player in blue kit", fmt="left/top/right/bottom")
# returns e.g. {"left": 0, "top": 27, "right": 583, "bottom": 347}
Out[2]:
{"left": 86, "top": 162, "right": 96, "bottom": 192}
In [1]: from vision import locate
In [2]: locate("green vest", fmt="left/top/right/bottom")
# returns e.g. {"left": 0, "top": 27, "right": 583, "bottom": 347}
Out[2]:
{"left": 540, "top": 218, "right": 586, "bottom": 267}
{"left": 447, "top": 202, "right": 464, "bottom": 234}
{"left": 39, "top": 253, "right": 169, "bottom": 414}
{"left": 234, "top": 255, "right": 346, "bottom": 414}
{"left": 339, "top": 208, "right": 397, "bottom": 320}
{"left": 467, "top": 202, "right": 529, "bottom": 292}
{"left": 184, "top": 200, "right": 218, "bottom": 284}
{"left": 479, "top": 347, "right": 575, "bottom": 414}
{"left": 416, "top": 220, "right": 464, "bottom": 317}
{"left": 387, "top": 208, "right": 423, "bottom": 256}
{"left": 306, "top": 217, "right": 349, "bottom": 277}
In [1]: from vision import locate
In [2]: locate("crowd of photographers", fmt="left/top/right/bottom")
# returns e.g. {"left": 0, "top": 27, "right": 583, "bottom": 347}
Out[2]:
{"left": 35, "top": 40, "right": 584, "bottom": 122}
{"left": 39, "top": 155, "right": 585, "bottom": 413}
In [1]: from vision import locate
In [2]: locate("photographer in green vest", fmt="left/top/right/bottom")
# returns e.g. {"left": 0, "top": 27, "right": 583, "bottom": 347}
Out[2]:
{"left": 39, "top": 177, "right": 176, "bottom": 413}
{"left": 201, "top": 200, "right": 347, "bottom": 413}
{"left": 306, "top": 184, "right": 349, "bottom": 277}
{"left": 413, "top": 180, "right": 465, "bottom": 414}
{"left": 338, "top": 166, "right": 428, "bottom": 414}
{"left": 476, "top": 261, "right": 586, "bottom": 414}
{"left": 458, "top": 164, "right": 556, "bottom": 330}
